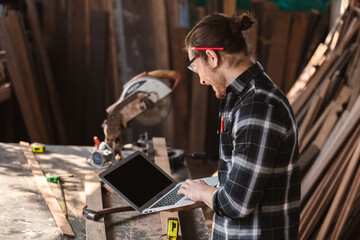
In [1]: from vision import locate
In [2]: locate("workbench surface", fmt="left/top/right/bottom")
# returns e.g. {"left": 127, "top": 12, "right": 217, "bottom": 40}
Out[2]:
{"left": 0, "top": 142, "right": 209, "bottom": 239}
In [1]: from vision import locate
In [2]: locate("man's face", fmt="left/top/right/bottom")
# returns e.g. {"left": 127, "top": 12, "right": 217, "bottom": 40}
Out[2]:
{"left": 188, "top": 49, "right": 227, "bottom": 99}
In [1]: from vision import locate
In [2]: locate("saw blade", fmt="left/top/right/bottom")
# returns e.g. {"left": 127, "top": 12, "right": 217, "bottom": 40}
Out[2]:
{"left": 134, "top": 94, "right": 173, "bottom": 126}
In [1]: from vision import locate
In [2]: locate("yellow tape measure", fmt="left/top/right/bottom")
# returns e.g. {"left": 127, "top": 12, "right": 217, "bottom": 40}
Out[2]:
{"left": 167, "top": 218, "right": 179, "bottom": 239}
{"left": 31, "top": 143, "right": 45, "bottom": 153}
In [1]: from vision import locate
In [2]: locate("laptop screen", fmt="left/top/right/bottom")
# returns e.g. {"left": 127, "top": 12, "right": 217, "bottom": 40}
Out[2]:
{"left": 102, "top": 153, "right": 173, "bottom": 208}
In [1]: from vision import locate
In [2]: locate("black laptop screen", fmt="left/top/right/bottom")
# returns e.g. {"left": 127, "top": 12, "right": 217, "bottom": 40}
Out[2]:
{"left": 103, "top": 154, "right": 173, "bottom": 207}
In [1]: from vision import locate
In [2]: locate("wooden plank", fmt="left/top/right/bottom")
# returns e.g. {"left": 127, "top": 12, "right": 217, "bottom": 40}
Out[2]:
{"left": 330, "top": 159, "right": 360, "bottom": 239}
{"left": 299, "top": 9, "right": 328, "bottom": 71}
{"left": 19, "top": 141, "right": 75, "bottom": 237}
{"left": 85, "top": 175, "right": 106, "bottom": 240}
{"left": 25, "top": 0, "right": 68, "bottom": 144}
{"left": 287, "top": 43, "right": 327, "bottom": 104}
{"left": 291, "top": 39, "right": 356, "bottom": 116}
{"left": 84, "top": 9, "right": 108, "bottom": 143}
{"left": 299, "top": 102, "right": 337, "bottom": 153}
{"left": 257, "top": 2, "right": 278, "bottom": 69}
{"left": 223, "top": 0, "right": 236, "bottom": 16}
{"left": 316, "top": 138, "right": 360, "bottom": 239}
{"left": 0, "top": 16, "right": 44, "bottom": 142}
{"left": 150, "top": 0, "right": 173, "bottom": 145}
{"left": 298, "top": 94, "right": 322, "bottom": 144}
{"left": 298, "top": 77, "right": 331, "bottom": 143}
{"left": 266, "top": 11, "right": 292, "bottom": 88}
{"left": 0, "top": 82, "right": 10, "bottom": 103}
{"left": 105, "top": 0, "right": 121, "bottom": 100}
{"left": 188, "top": 74, "right": 208, "bottom": 153}
{"left": 67, "top": 0, "right": 90, "bottom": 144}
{"left": 313, "top": 109, "right": 340, "bottom": 149}
{"left": 43, "top": 0, "right": 70, "bottom": 142}
{"left": 152, "top": 137, "right": 182, "bottom": 238}
{"left": 171, "top": 28, "right": 190, "bottom": 150}
{"left": 300, "top": 144, "right": 320, "bottom": 179}
{"left": 6, "top": 11, "right": 52, "bottom": 143}
{"left": 301, "top": 95, "right": 360, "bottom": 202}
{"left": 299, "top": 127, "right": 360, "bottom": 239}
{"left": 283, "top": 12, "right": 311, "bottom": 93}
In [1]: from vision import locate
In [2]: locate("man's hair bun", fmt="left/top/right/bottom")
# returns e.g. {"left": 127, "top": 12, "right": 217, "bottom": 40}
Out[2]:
{"left": 229, "top": 13, "right": 255, "bottom": 34}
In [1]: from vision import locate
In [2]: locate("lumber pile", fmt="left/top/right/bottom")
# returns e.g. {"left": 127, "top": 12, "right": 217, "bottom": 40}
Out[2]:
{"left": 287, "top": 1, "right": 360, "bottom": 239}
{"left": 0, "top": 1, "right": 120, "bottom": 144}
{"left": 250, "top": 0, "right": 330, "bottom": 93}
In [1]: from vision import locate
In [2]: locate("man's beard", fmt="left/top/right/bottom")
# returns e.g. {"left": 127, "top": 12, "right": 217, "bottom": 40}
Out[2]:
{"left": 212, "top": 72, "right": 227, "bottom": 99}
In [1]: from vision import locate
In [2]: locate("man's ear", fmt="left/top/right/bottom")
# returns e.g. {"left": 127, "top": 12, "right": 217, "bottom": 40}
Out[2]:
{"left": 205, "top": 49, "right": 218, "bottom": 68}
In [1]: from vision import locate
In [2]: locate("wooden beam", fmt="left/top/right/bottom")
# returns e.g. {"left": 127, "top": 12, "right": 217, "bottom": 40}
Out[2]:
{"left": 19, "top": 141, "right": 75, "bottom": 237}
{"left": 301, "top": 95, "right": 360, "bottom": 202}
{"left": 316, "top": 138, "right": 360, "bottom": 239}
{"left": 283, "top": 12, "right": 311, "bottom": 93}
{"left": 287, "top": 43, "right": 327, "bottom": 104}
{"left": 85, "top": 175, "right": 106, "bottom": 240}
{"left": 299, "top": 126, "right": 360, "bottom": 239}
{"left": 25, "top": 0, "right": 68, "bottom": 144}
{"left": 188, "top": 74, "right": 208, "bottom": 153}
{"left": 330, "top": 158, "right": 360, "bottom": 239}
{"left": 0, "top": 16, "right": 45, "bottom": 142}
{"left": 223, "top": 0, "right": 236, "bottom": 16}
{"left": 298, "top": 77, "right": 331, "bottom": 144}
{"left": 266, "top": 11, "right": 292, "bottom": 88}
{"left": 291, "top": 39, "right": 356, "bottom": 115}
{"left": 152, "top": 137, "right": 182, "bottom": 238}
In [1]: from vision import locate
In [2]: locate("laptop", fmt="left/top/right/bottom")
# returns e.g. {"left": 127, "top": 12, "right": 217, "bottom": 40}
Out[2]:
{"left": 98, "top": 151, "right": 218, "bottom": 214}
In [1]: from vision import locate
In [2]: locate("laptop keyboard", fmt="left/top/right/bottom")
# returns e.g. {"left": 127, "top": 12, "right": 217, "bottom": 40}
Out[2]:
{"left": 151, "top": 185, "right": 184, "bottom": 208}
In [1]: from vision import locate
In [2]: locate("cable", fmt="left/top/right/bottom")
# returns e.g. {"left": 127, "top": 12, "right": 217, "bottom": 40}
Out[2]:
{"left": 158, "top": 233, "right": 167, "bottom": 240}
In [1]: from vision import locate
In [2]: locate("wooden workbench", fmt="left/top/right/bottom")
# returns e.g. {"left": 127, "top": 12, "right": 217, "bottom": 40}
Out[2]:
{"left": 0, "top": 142, "right": 209, "bottom": 239}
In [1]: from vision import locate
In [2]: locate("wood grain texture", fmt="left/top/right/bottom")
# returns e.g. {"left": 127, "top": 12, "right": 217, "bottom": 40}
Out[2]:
{"left": 266, "top": 11, "right": 292, "bottom": 88}
{"left": 283, "top": 12, "right": 311, "bottom": 93}
{"left": 85, "top": 175, "right": 106, "bottom": 240}
{"left": 19, "top": 141, "right": 75, "bottom": 237}
{"left": 223, "top": 0, "right": 236, "bottom": 16}
{"left": 299, "top": 128, "right": 360, "bottom": 239}
{"left": 25, "top": 0, "right": 68, "bottom": 144}
{"left": 153, "top": 137, "right": 182, "bottom": 238}
{"left": 301, "top": 95, "right": 360, "bottom": 202}
{"left": 316, "top": 139, "right": 360, "bottom": 239}
{"left": 0, "top": 15, "right": 47, "bottom": 142}
{"left": 330, "top": 158, "right": 360, "bottom": 239}
{"left": 188, "top": 74, "right": 208, "bottom": 153}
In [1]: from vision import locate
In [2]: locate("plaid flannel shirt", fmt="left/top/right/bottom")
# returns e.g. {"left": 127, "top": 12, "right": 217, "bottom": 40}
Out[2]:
{"left": 211, "top": 62, "right": 300, "bottom": 240}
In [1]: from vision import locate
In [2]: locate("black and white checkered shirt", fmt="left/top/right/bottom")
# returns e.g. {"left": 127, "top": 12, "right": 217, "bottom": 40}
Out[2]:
{"left": 211, "top": 62, "right": 300, "bottom": 240}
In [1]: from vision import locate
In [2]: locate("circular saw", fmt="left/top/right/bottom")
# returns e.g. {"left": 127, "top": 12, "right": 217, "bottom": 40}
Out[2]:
{"left": 103, "top": 70, "right": 180, "bottom": 150}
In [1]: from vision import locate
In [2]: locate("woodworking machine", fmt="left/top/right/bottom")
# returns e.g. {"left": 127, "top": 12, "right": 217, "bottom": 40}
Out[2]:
{"left": 88, "top": 70, "right": 183, "bottom": 169}
{"left": 103, "top": 70, "right": 180, "bottom": 152}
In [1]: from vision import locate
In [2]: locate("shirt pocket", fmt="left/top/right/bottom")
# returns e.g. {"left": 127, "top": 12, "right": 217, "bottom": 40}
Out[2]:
{"left": 220, "top": 131, "right": 233, "bottom": 161}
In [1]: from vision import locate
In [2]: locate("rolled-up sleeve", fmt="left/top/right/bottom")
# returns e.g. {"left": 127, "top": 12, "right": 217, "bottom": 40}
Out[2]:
{"left": 213, "top": 101, "right": 287, "bottom": 219}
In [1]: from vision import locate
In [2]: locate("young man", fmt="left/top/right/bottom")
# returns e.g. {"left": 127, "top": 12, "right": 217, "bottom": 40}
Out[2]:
{"left": 177, "top": 13, "right": 300, "bottom": 239}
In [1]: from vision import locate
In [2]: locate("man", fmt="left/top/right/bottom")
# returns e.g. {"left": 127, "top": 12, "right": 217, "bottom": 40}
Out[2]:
{"left": 177, "top": 13, "right": 300, "bottom": 240}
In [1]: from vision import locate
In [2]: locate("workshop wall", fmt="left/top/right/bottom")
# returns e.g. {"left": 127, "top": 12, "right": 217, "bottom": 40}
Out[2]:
{"left": 0, "top": 0, "right": 339, "bottom": 155}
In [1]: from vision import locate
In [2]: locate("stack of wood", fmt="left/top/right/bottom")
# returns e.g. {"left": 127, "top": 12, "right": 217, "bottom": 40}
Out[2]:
{"left": 0, "top": 0, "right": 120, "bottom": 144}
{"left": 0, "top": 2, "right": 67, "bottom": 144}
{"left": 251, "top": 0, "right": 330, "bottom": 94}
{"left": 287, "top": 0, "right": 360, "bottom": 238}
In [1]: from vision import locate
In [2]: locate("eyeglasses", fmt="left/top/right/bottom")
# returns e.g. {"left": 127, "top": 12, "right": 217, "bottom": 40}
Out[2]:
{"left": 187, "top": 57, "right": 197, "bottom": 73}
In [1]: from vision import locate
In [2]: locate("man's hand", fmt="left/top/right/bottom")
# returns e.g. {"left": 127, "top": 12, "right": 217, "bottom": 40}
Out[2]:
{"left": 177, "top": 179, "right": 218, "bottom": 209}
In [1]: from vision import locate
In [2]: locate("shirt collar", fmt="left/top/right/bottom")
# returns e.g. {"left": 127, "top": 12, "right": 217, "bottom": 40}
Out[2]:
{"left": 226, "top": 61, "right": 264, "bottom": 95}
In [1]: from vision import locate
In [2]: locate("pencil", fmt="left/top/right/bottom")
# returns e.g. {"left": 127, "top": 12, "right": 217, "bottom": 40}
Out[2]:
{"left": 191, "top": 47, "right": 224, "bottom": 51}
